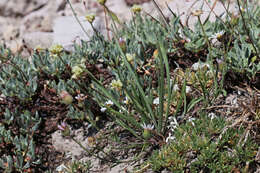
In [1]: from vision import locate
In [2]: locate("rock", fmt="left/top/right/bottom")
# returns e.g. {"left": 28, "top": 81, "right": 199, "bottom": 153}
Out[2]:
{"left": 22, "top": 32, "right": 53, "bottom": 49}
{"left": 0, "top": 17, "right": 21, "bottom": 40}
{"left": 2, "top": 25, "right": 20, "bottom": 41}
{"left": 163, "top": 0, "right": 237, "bottom": 28}
{"left": 20, "top": 0, "right": 65, "bottom": 33}
{"left": 52, "top": 128, "right": 90, "bottom": 157}
{"left": 0, "top": 0, "right": 48, "bottom": 17}
{"left": 20, "top": 13, "right": 54, "bottom": 33}
{"left": 53, "top": 16, "right": 103, "bottom": 46}
{"left": 6, "top": 39, "right": 24, "bottom": 54}
{"left": 105, "top": 0, "right": 132, "bottom": 21}
{"left": 61, "top": 1, "right": 101, "bottom": 17}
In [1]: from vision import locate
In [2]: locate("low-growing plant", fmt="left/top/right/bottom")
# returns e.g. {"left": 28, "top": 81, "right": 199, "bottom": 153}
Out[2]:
{"left": 144, "top": 114, "right": 258, "bottom": 172}
{"left": 0, "top": 110, "right": 41, "bottom": 172}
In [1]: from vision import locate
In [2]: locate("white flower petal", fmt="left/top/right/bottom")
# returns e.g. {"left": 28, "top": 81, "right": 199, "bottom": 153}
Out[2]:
{"left": 186, "top": 86, "right": 192, "bottom": 93}
{"left": 153, "top": 97, "right": 160, "bottom": 105}
{"left": 141, "top": 123, "right": 154, "bottom": 130}
{"left": 208, "top": 112, "right": 217, "bottom": 120}
{"left": 100, "top": 107, "right": 107, "bottom": 112}
{"left": 173, "top": 84, "right": 179, "bottom": 92}
{"left": 105, "top": 100, "right": 114, "bottom": 106}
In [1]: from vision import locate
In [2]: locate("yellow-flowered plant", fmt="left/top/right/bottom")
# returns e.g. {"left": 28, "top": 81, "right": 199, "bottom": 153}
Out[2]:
{"left": 126, "top": 53, "right": 135, "bottom": 64}
{"left": 72, "top": 65, "right": 84, "bottom": 79}
{"left": 97, "top": 0, "right": 106, "bottom": 5}
{"left": 191, "top": 9, "right": 203, "bottom": 16}
{"left": 131, "top": 4, "right": 142, "bottom": 14}
{"left": 49, "top": 44, "right": 63, "bottom": 57}
{"left": 85, "top": 14, "right": 96, "bottom": 24}
{"left": 111, "top": 79, "right": 123, "bottom": 91}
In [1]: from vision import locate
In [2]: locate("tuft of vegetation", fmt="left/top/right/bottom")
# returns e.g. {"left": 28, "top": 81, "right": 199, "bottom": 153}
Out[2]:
{"left": 146, "top": 114, "right": 258, "bottom": 172}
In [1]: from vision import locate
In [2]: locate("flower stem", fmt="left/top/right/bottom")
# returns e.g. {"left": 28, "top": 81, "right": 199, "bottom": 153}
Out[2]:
{"left": 66, "top": 0, "right": 91, "bottom": 38}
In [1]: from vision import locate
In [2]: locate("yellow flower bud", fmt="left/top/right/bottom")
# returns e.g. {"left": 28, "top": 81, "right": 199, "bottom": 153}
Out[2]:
{"left": 131, "top": 5, "right": 142, "bottom": 13}
{"left": 97, "top": 0, "right": 106, "bottom": 5}
{"left": 126, "top": 53, "right": 135, "bottom": 63}
{"left": 143, "top": 129, "right": 151, "bottom": 139}
{"left": 87, "top": 136, "right": 96, "bottom": 146}
{"left": 72, "top": 65, "right": 84, "bottom": 79}
{"left": 119, "top": 37, "right": 126, "bottom": 53}
{"left": 192, "top": 10, "right": 203, "bottom": 16}
{"left": 35, "top": 45, "right": 44, "bottom": 53}
{"left": 141, "top": 123, "right": 154, "bottom": 140}
{"left": 85, "top": 14, "right": 96, "bottom": 23}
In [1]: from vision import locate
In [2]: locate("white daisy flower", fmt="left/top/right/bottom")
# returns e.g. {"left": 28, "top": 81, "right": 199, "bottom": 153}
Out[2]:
{"left": 141, "top": 123, "right": 154, "bottom": 130}
{"left": 209, "top": 31, "right": 225, "bottom": 40}
{"left": 105, "top": 100, "right": 114, "bottom": 106}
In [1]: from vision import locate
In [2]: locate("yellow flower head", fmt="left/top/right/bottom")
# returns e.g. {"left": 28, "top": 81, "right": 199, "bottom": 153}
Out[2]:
{"left": 111, "top": 79, "right": 123, "bottom": 91}
{"left": 72, "top": 65, "right": 84, "bottom": 79}
{"left": 97, "top": 0, "right": 106, "bottom": 5}
{"left": 49, "top": 44, "right": 63, "bottom": 56}
{"left": 35, "top": 45, "right": 44, "bottom": 53}
{"left": 85, "top": 14, "right": 96, "bottom": 23}
{"left": 192, "top": 10, "right": 203, "bottom": 16}
{"left": 126, "top": 53, "right": 135, "bottom": 63}
{"left": 131, "top": 5, "right": 142, "bottom": 14}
